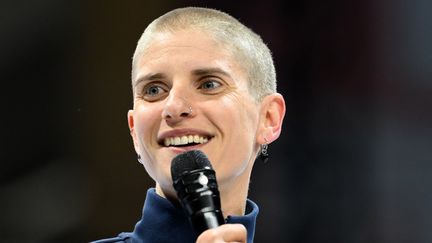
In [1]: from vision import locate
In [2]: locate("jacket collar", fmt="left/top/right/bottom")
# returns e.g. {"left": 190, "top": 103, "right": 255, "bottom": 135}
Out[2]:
{"left": 126, "top": 188, "right": 259, "bottom": 242}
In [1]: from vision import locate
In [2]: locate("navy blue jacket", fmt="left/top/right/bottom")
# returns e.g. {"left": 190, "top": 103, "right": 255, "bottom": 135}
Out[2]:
{"left": 92, "top": 188, "right": 259, "bottom": 243}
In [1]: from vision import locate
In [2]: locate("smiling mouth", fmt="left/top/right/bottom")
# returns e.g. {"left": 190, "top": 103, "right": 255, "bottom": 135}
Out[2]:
{"left": 162, "top": 135, "right": 211, "bottom": 147}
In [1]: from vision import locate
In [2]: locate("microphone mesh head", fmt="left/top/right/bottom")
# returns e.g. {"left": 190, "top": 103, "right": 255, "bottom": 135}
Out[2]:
{"left": 171, "top": 150, "right": 212, "bottom": 182}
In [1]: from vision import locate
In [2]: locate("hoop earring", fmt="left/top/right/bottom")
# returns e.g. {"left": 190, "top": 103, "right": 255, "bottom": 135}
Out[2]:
{"left": 259, "top": 142, "right": 269, "bottom": 163}
{"left": 137, "top": 154, "right": 142, "bottom": 164}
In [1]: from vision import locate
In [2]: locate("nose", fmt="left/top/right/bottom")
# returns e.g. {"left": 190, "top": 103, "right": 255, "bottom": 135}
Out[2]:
{"left": 162, "top": 91, "right": 194, "bottom": 124}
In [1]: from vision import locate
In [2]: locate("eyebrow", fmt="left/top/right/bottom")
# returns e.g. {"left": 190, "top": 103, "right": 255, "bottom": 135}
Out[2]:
{"left": 134, "top": 73, "right": 167, "bottom": 87}
{"left": 192, "top": 67, "right": 232, "bottom": 79}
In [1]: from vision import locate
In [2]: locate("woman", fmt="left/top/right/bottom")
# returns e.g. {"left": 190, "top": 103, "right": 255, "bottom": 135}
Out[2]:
{"left": 93, "top": 7, "right": 285, "bottom": 243}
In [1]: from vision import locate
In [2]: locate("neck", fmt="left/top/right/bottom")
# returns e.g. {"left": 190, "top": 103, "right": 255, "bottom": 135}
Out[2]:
{"left": 219, "top": 182, "right": 248, "bottom": 218}
{"left": 218, "top": 164, "right": 254, "bottom": 218}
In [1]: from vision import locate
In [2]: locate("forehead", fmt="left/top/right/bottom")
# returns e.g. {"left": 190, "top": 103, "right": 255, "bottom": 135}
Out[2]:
{"left": 140, "top": 29, "right": 229, "bottom": 64}
{"left": 133, "top": 29, "right": 247, "bottom": 83}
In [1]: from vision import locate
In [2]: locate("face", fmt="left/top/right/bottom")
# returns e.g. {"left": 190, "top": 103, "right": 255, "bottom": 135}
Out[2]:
{"left": 128, "top": 29, "right": 263, "bottom": 197}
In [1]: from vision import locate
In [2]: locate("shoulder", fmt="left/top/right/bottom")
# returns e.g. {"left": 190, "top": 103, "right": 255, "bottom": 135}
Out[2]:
{"left": 89, "top": 237, "right": 123, "bottom": 243}
{"left": 90, "top": 233, "right": 132, "bottom": 243}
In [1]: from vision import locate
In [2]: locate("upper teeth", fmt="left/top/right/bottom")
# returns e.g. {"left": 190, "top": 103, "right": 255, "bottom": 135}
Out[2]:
{"left": 164, "top": 135, "right": 209, "bottom": 146}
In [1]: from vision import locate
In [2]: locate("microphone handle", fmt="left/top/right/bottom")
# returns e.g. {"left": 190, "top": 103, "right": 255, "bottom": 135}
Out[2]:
{"left": 174, "top": 168, "right": 225, "bottom": 235}
{"left": 188, "top": 193, "right": 225, "bottom": 234}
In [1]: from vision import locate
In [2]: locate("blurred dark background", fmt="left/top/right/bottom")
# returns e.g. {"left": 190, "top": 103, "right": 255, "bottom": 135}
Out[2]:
{"left": 1, "top": 0, "right": 431, "bottom": 242}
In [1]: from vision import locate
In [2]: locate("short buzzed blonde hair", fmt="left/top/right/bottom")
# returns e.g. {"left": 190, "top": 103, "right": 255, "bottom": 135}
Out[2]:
{"left": 132, "top": 7, "right": 276, "bottom": 101}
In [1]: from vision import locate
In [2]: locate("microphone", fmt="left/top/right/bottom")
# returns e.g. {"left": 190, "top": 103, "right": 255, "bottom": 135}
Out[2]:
{"left": 171, "top": 150, "right": 225, "bottom": 235}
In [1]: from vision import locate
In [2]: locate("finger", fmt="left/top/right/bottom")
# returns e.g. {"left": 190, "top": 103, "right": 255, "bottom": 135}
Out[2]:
{"left": 220, "top": 224, "right": 247, "bottom": 242}
{"left": 196, "top": 224, "right": 247, "bottom": 243}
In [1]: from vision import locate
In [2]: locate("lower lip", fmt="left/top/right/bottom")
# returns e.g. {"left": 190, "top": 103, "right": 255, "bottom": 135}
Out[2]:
{"left": 164, "top": 143, "right": 207, "bottom": 154}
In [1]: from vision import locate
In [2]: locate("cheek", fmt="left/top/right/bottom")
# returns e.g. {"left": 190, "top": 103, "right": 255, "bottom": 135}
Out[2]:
{"left": 206, "top": 97, "right": 259, "bottom": 178}
{"left": 218, "top": 96, "right": 259, "bottom": 135}
{"left": 133, "top": 105, "right": 161, "bottom": 148}
{"left": 132, "top": 104, "right": 163, "bottom": 181}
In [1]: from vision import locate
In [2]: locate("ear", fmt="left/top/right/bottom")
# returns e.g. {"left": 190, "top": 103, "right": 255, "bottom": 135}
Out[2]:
{"left": 256, "top": 93, "right": 286, "bottom": 144}
{"left": 127, "top": 109, "right": 140, "bottom": 154}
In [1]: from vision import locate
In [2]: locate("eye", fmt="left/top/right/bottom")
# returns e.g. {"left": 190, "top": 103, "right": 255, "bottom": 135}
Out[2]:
{"left": 141, "top": 82, "right": 168, "bottom": 101}
{"left": 146, "top": 85, "right": 163, "bottom": 95}
{"left": 198, "top": 79, "right": 222, "bottom": 93}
